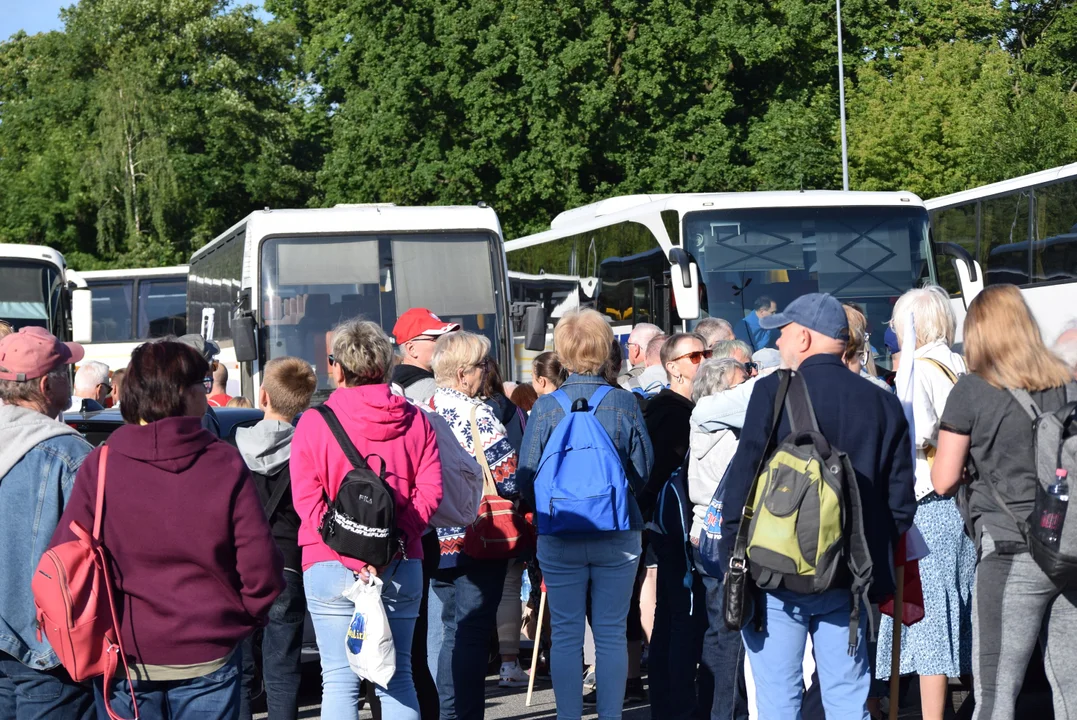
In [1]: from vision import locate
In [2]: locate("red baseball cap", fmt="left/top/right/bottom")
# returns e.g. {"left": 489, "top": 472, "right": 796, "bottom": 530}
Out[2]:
{"left": 0, "top": 327, "right": 84, "bottom": 381}
{"left": 392, "top": 308, "right": 460, "bottom": 344}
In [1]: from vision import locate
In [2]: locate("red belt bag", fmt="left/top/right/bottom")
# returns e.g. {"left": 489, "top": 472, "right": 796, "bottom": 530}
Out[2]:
{"left": 464, "top": 406, "right": 534, "bottom": 560}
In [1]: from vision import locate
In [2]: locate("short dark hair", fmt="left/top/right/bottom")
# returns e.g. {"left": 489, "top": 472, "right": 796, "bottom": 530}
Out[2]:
{"left": 121, "top": 341, "right": 209, "bottom": 424}
{"left": 754, "top": 295, "right": 775, "bottom": 312}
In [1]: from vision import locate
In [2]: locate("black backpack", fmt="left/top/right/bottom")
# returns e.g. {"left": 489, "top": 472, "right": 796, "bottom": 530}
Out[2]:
{"left": 311, "top": 405, "right": 401, "bottom": 567}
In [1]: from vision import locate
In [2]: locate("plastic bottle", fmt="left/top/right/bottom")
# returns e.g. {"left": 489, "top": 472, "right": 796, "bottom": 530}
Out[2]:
{"left": 1034, "top": 469, "right": 1069, "bottom": 549}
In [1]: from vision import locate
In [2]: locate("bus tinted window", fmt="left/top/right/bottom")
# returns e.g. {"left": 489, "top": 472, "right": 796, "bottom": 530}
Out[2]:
{"left": 138, "top": 278, "right": 188, "bottom": 338}
{"left": 1032, "top": 178, "right": 1077, "bottom": 285}
{"left": 90, "top": 282, "right": 134, "bottom": 342}
{"left": 931, "top": 202, "right": 977, "bottom": 296}
{"left": 982, "top": 192, "right": 1031, "bottom": 286}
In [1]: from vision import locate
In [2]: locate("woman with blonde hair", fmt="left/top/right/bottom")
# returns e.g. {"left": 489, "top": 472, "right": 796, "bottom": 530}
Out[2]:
{"left": 430, "top": 331, "right": 521, "bottom": 720}
{"left": 933, "top": 285, "right": 1077, "bottom": 720}
{"left": 842, "top": 303, "right": 890, "bottom": 392}
{"left": 518, "top": 309, "right": 653, "bottom": 720}
{"left": 875, "top": 287, "right": 975, "bottom": 720}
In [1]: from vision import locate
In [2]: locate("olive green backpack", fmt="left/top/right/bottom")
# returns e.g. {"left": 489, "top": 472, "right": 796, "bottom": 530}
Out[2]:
{"left": 742, "top": 370, "right": 874, "bottom": 653}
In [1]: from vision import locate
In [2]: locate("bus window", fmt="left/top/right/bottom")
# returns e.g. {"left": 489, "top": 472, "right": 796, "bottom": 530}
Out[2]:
{"left": 982, "top": 192, "right": 1031, "bottom": 286}
{"left": 931, "top": 201, "right": 977, "bottom": 296}
{"left": 139, "top": 278, "right": 188, "bottom": 338}
{"left": 90, "top": 282, "right": 134, "bottom": 342}
{"left": 1032, "top": 178, "right": 1077, "bottom": 285}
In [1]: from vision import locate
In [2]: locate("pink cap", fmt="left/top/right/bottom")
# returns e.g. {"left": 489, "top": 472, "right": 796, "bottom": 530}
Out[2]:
{"left": 0, "top": 327, "right": 85, "bottom": 381}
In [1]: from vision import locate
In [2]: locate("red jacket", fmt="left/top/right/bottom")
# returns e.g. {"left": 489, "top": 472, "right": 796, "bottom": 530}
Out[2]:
{"left": 50, "top": 417, "right": 284, "bottom": 666}
{"left": 291, "top": 384, "right": 443, "bottom": 572}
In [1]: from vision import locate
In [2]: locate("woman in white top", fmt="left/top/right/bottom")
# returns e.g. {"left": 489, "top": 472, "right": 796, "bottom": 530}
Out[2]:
{"left": 875, "top": 287, "right": 976, "bottom": 720}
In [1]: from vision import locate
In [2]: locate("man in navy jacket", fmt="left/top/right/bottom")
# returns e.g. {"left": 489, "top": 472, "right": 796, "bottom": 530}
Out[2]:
{"left": 719, "top": 293, "right": 915, "bottom": 719}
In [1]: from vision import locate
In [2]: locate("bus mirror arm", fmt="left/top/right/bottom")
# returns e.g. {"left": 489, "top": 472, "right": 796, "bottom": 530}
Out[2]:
{"left": 937, "top": 242, "right": 979, "bottom": 284}
{"left": 667, "top": 247, "right": 693, "bottom": 287}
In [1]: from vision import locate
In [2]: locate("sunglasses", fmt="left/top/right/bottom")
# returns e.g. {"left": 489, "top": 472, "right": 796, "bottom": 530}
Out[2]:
{"left": 202, "top": 376, "right": 213, "bottom": 393}
{"left": 671, "top": 349, "right": 712, "bottom": 365}
{"left": 743, "top": 361, "right": 759, "bottom": 375}
{"left": 328, "top": 354, "right": 336, "bottom": 366}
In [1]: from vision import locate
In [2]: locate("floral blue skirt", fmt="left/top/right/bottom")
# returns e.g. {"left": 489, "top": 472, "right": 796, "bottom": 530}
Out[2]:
{"left": 876, "top": 495, "right": 976, "bottom": 679}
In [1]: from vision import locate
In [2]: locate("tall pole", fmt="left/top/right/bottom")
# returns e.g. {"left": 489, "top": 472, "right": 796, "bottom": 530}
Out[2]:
{"left": 836, "top": 0, "right": 850, "bottom": 191}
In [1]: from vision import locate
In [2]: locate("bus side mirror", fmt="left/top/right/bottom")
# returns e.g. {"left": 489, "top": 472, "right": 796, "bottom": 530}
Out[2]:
{"left": 668, "top": 247, "right": 700, "bottom": 320}
{"left": 937, "top": 242, "right": 984, "bottom": 308}
{"left": 523, "top": 306, "right": 547, "bottom": 352}
{"left": 233, "top": 315, "right": 258, "bottom": 363}
{"left": 71, "top": 288, "right": 93, "bottom": 344}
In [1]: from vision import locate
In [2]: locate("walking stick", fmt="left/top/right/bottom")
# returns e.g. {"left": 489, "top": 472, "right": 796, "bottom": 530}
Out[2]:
{"left": 526, "top": 590, "right": 547, "bottom": 707}
{"left": 889, "top": 563, "right": 905, "bottom": 720}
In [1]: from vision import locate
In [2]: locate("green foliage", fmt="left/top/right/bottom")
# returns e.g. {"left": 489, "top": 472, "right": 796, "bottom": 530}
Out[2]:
{"left": 1, "top": 0, "right": 1075, "bottom": 268}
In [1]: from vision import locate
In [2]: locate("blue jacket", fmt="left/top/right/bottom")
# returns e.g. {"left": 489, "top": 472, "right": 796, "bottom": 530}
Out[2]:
{"left": 734, "top": 312, "right": 773, "bottom": 353}
{"left": 719, "top": 355, "right": 916, "bottom": 600}
{"left": 0, "top": 404, "right": 92, "bottom": 669}
{"left": 517, "top": 374, "right": 654, "bottom": 532}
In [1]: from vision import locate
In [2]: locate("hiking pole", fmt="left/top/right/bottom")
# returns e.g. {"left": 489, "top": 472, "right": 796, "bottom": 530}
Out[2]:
{"left": 889, "top": 563, "right": 905, "bottom": 720}
{"left": 526, "top": 589, "right": 547, "bottom": 706}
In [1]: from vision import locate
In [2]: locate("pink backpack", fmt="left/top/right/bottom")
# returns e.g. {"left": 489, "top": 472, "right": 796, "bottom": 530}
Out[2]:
{"left": 32, "top": 446, "right": 138, "bottom": 720}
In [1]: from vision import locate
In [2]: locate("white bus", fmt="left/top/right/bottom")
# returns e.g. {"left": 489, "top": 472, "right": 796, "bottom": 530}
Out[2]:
{"left": 927, "top": 163, "right": 1077, "bottom": 344}
{"left": 0, "top": 244, "right": 91, "bottom": 345}
{"left": 76, "top": 266, "right": 189, "bottom": 371}
{"left": 187, "top": 204, "right": 514, "bottom": 406}
{"left": 506, "top": 191, "right": 937, "bottom": 376}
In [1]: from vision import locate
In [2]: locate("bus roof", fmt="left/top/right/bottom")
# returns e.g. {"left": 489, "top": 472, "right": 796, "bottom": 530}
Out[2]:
{"left": 79, "top": 266, "right": 189, "bottom": 281}
{"left": 0, "top": 243, "right": 67, "bottom": 269}
{"left": 189, "top": 204, "right": 504, "bottom": 263}
{"left": 924, "top": 163, "right": 1077, "bottom": 211}
{"left": 509, "top": 190, "right": 925, "bottom": 251}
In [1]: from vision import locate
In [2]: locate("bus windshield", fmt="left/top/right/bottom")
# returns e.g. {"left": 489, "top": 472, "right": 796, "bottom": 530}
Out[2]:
{"left": 0, "top": 261, "right": 63, "bottom": 333}
{"left": 684, "top": 205, "right": 933, "bottom": 350}
{"left": 261, "top": 232, "right": 502, "bottom": 396}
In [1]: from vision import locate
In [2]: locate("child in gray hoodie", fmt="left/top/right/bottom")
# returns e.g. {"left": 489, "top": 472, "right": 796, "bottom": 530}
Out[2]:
{"left": 235, "top": 357, "right": 316, "bottom": 720}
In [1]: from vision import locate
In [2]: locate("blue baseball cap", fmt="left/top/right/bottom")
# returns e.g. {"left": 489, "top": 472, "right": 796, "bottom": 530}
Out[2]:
{"left": 883, "top": 327, "right": 901, "bottom": 355}
{"left": 759, "top": 293, "right": 849, "bottom": 340}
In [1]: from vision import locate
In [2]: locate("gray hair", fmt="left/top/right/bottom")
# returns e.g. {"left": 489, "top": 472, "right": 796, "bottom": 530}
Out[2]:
{"left": 74, "top": 360, "right": 110, "bottom": 393}
{"left": 692, "top": 358, "right": 745, "bottom": 402}
{"left": 432, "top": 331, "right": 491, "bottom": 386}
{"left": 695, "top": 317, "right": 734, "bottom": 347}
{"left": 890, "top": 286, "right": 956, "bottom": 348}
{"left": 1054, "top": 319, "right": 1077, "bottom": 372}
{"left": 0, "top": 366, "right": 69, "bottom": 406}
{"left": 628, "top": 322, "right": 661, "bottom": 348}
{"left": 711, "top": 339, "right": 753, "bottom": 361}
{"left": 331, "top": 319, "right": 394, "bottom": 386}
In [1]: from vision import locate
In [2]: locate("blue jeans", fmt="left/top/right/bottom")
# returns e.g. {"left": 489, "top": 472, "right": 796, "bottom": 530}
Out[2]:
{"left": 240, "top": 569, "right": 306, "bottom": 720}
{"left": 427, "top": 579, "right": 443, "bottom": 683}
{"left": 431, "top": 558, "right": 508, "bottom": 720}
{"left": 695, "top": 548, "right": 749, "bottom": 720}
{"left": 94, "top": 649, "right": 241, "bottom": 720}
{"left": 742, "top": 589, "right": 870, "bottom": 720}
{"left": 0, "top": 653, "right": 94, "bottom": 720}
{"left": 305, "top": 559, "right": 422, "bottom": 720}
{"left": 538, "top": 530, "right": 641, "bottom": 720}
{"left": 649, "top": 534, "right": 711, "bottom": 720}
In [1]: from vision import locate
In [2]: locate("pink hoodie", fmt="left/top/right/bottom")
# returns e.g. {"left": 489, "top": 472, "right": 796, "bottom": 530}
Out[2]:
{"left": 291, "top": 384, "right": 443, "bottom": 572}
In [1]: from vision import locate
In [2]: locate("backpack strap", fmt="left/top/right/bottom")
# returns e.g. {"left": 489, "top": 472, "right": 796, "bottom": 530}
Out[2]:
{"left": 262, "top": 465, "right": 291, "bottom": 522}
{"left": 93, "top": 446, "right": 109, "bottom": 541}
{"left": 1007, "top": 388, "right": 1042, "bottom": 423}
{"left": 550, "top": 389, "right": 573, "bottom": 416}
{"left": 311, "top": 405, "right": 385, "bottom": 479}
{"left": 920, "top": 357, "right": 958, "bottom": 385}
{"left": 729, "top": 370, "right": 793, "bottom": 572}
{"left": 841, "top": 455, "right": 874, "bottom": 655}
{"left": 586, "top": 385, "right": 615, "bottom": 414}
{"left": 785, "top": 371, "right": 821, "bottom": 435}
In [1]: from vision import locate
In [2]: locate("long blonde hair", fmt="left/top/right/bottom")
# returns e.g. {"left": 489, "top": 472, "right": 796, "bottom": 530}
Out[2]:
{"left": 964, "top": 285, "right": 1072, "bottom": 391}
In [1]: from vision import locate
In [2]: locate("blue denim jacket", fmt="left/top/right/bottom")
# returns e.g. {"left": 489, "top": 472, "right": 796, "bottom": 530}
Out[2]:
{"left": 517, "top": 374, "right": 654, "bottom": 532}
{"left": 0, "top": 429, "right": 91, "bottom": 669}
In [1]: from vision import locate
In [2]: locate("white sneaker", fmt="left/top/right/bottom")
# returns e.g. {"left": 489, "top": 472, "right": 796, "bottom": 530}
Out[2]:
{"left": 499, "top": 661, "right": 529, "bottom": 688}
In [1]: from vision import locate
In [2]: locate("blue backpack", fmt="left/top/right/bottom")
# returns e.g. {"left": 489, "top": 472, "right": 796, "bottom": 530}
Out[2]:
{"left": 534, "top": 386, "right": 632, "bottom": 535}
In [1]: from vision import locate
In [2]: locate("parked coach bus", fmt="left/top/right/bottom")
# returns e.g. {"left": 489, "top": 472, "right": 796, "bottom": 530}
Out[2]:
{"left": 187, "top": 204, "right": 515, "bottom": 407}
{"left": 506, "top": 191, "right": 938, "bottom": 378}
{"left": 76, "top": 266, "right": 189, "bottom": 371}
{"left": 0, "top": 244, "right": 90, "bottom": 346}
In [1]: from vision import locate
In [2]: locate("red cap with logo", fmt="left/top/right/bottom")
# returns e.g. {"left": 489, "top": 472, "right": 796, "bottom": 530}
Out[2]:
{"left": 0, "top": 327, "right": 85, "bottom": 381}
{"left": 392, "top": 308, "right": 460, "bottom": 344}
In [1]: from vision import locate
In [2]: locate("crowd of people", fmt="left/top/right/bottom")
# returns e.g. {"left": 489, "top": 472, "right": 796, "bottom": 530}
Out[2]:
{"left": 0, "top": 283, "right": 1075, "bottom": 720}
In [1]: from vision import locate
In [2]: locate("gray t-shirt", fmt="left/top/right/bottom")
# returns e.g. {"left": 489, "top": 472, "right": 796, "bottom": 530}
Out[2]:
{"left": 940, "top": 373, "right": 1071, "bottom": 549}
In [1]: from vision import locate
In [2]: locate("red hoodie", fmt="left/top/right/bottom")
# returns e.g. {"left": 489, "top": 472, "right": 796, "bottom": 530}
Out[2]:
{"left": 50, "top": 417, "right": 285, "bottom": 667}
{"left": 291, "top": 384, "right": 443, "bottom": 572}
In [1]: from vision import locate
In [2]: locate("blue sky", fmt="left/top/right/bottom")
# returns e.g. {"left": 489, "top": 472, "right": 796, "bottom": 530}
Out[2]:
{"left": 0, "top": 0, "right": 268, "bottom": 41}
{"left": 0, "top": 0, "right": 73, "bottom": 40}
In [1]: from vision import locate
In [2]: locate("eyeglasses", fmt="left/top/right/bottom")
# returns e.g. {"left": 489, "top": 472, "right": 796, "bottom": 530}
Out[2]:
{"left": 626, "top": 342, "right": 640, "bottom": 350}
{"left": 327, "top": 354, "right": 336, "bottom": 366}
{"left": 671, "top": 349, "right": 712, "bottom": 365}
{"left": 202, "top": 376, "right": 213, "bottom": 393}
{"left": 743, "top": 362, "right": 759, "bottom": 375}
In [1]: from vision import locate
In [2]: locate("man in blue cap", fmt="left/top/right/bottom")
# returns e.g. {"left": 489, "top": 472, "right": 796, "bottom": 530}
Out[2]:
{"left": 718, "top": 293, "right": 916, "bottom": 719}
